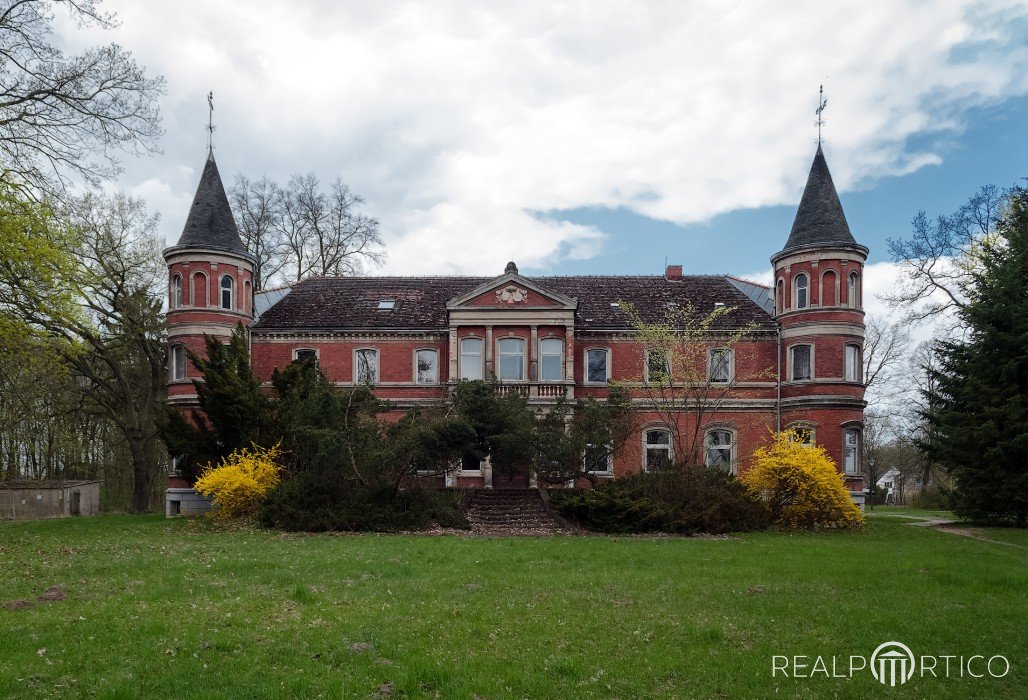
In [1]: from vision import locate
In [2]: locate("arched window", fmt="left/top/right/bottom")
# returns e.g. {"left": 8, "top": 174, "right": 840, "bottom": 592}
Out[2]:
{"left": 355, "top": 348, "right": 378, "bottom": 384}
{"left": 704, "top": 429, "right": 735, "bottom": 471}
{"left": 844, "top": 429, "right": 861, "bottom": 474}
{"left": 220, "top": 275, "right": 234, "bottom": 310}
{"left": 776, "top": 278, "right": 785, "bottom": 313}
{"left": 460, "top": 338, "right": 484, "bottom": 380}
{"left": 848, "top": 272, "right": 860, "bottom": 309}
{"left": 539, "top": 338, "right": 563, "bottom": 381}
{"left": 170, "top": 345, "right": 186, "bottom": 380}
{"left": 170, "top": 274, "right": 182, "bottom": 309}
{"left": 191, "top": 272, "right": 208, "bottom": 307}
{"left": 498, "top": 338, "right": 525, "bottom": 381}
{"left": 415, "top": 349, "right": 439, "bottom": 385}
{"left": 643, "top": 429, "right": 672, "bottom": 471}
{"left": 795, "top": 273, "right": 809, "bottom": 309}
{"left": 243, "top": 280, "right": 252, "bottom": 314}
{"left": 821, "top": 270, "right": 837, "bottom": 306}
{"left": 844, "top": 344, "right": 861, "bottom": 382}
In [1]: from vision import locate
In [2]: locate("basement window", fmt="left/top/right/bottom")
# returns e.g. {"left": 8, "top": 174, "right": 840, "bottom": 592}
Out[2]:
{"left": 377, "top": 299, "right": 396, "bottom": 310}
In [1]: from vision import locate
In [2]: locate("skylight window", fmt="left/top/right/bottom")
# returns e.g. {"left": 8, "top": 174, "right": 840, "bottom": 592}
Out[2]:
{"left": 378, "top": 299, "right": 396, "bottom": 310}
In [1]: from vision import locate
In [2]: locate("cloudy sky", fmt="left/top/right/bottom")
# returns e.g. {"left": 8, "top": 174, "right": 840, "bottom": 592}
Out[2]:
{"left": 65, "top": 0, "right": 1028, "bottom": 314}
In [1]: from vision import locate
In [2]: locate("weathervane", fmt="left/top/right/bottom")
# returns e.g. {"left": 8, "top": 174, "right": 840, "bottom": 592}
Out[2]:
{"left": 815, "top": 84, "right": 827, "bottom": 145}
{"left": 206, "top": 91, "right": 216, "bottom": 152}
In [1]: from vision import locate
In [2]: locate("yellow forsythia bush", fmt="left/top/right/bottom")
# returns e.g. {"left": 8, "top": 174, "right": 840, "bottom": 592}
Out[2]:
{"left": 194, "top": 443, "right": 283, "bottom": 519}
{"left": 742, "top": 431, "right": 863, "bottom": 529}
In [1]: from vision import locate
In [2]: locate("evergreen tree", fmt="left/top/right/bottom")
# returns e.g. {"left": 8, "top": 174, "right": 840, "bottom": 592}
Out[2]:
{"left": 925, "top": 188, "right": 1028, "bottom": 525}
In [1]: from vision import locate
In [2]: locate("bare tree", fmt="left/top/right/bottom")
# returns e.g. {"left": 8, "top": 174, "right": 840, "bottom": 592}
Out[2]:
{"left": 229, "top": 175, "right": 285, "bottom": 289}
{"left": 623, "top": 302, "right": 771, "bottom": 469}
{"left": 0, "top": 0, "right": 164, "bottom": 197}
{"left": 885, "top": 184, "right": 1009, "bottom": 324}
{"left": 284, "top": 173, "right": 384, "bottom": 279}
{"left": 862, "top": 314, "right": 912, "bottom": 406}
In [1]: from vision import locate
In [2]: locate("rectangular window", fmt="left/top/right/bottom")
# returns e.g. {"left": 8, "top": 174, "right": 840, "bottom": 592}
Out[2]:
{"left": 705, "top": 430, "right": 734, "bottom": 470}
{"left": 586, "top": 348, "right": 609, "bottom": 383}
{"left": 791, "top": 345, "right": 811, "bottom": 381}
{"left": 644, "top": 429, "right": 672, "bottom": 471}
{"left": 295, "top": 349, "right": 317, "bottom": 363}
{"left": 646, "top": 349, "right": 670, "bottom": 383}
{"left": 585, "top": 443, "right": 612, "bottom": 474}
{"left": 498, "top": 338, "right": 525, "bottom": 381}
{"left": 171, "top": 345, "right": 185, "bottom": 380}
{"left": 844, "top": 429, "right": 860, "bottom": 474}
{"left": 416, "top": 349, "right": 438, "bottom": 384}
{"left": 709, "top": 349, "right": 731, "bottom": 383}
{"left": 356, "top": 348, "right": 378, "bottom": 384}
{"left": 459, "top": 338, "right": 483, "bottom": 380}
{"left": 845, "top": 345, "right": 861, "bottom": 382}
{"left": 539, "top": 338, "right": 563, "bottom": 381}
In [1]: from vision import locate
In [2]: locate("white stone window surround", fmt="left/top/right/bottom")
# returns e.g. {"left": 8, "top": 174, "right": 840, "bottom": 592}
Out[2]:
{"left": 642, "top": 426, "right": 673, "bottom": 471}
{"left": 788, "top": 342, "right": 815, "bottom": 382}
{"left": 219, "top": 273, "right": 235, "bottom": 310}
{"left": 708, "top": 348, "right": 733, "bottom": 383}
{"left": 844, "top": 343, "right": 862, "bottom": 383}
{"left": 538, "top": 337, "right": 564, "bottom": 382}
{"left": 703, "top": 426, "right": 737, "bottom": 472}
{"left": 414, "top": 347, "right": 440, "bottom": 385}
{"left": 170, "top": 344, "right": 186, "bottom": 381}
{"left": 293, "top": 347, "right": 319, "bottom": 362}
{"left": 497, "top": 336, "right": 526, "bottom": 381}
{"left": 170, "top": 273, "right": 183, "bottom": 309}
{"left": 354, "top": 347, "right": 379, "bottom": 384}
{"left": 644, "top": 348, "right": 671, "bottom": 384}
{"left": 583, "top": 346, "right": 612, "bottom": 384}
{"left": 794, "top": 272, "right": 809, "bottom": 309}
{"left": 459, "top": 336, "right": 484, "bottom": 381}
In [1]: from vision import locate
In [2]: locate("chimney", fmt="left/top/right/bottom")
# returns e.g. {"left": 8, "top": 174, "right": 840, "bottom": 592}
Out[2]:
{"left": 665, "top": 264, "right": 683, "bottom": 281}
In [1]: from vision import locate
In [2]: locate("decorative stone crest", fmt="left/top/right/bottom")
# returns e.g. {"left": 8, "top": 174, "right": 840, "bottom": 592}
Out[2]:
{"left": 495, "top": 285, "right": 528, "bottom": 304}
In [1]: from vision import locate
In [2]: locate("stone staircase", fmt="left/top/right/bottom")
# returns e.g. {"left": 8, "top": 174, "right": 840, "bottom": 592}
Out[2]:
{"left": 465, "top": 489, "right": 567, "bottom": 534}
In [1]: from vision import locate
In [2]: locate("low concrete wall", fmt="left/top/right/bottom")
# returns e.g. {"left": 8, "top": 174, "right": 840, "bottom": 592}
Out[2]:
{"left": 166, "top": 487, "right": 213, "bottom": 517}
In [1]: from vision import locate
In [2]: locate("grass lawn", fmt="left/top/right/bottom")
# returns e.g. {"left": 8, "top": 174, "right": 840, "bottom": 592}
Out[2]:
{"left": 1, "top": 516, "right": 1025, "bottom": 699}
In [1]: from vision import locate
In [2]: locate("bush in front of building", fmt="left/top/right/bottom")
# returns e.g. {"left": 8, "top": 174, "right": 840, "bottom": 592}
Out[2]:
{"left": 194, "top": 443, "right": 283, "bottom": 519}
{"left": 550, "top": 466, "right": 770, "bottom": 535}
{"left": 742, "top": 431, "right": 863, "bottom": 529}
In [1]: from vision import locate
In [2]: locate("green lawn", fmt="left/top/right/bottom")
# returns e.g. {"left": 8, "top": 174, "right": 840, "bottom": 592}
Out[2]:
{"left": 1, "top": 516, "right": 1024, "bottom": 699}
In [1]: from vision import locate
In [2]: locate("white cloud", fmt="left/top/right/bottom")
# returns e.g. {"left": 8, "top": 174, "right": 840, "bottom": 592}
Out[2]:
{"left": 73, "top": 1, "right": 1028, "bottom": 273}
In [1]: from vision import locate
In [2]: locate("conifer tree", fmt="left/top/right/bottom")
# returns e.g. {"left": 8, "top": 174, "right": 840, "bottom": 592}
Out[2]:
{"left": 925, "top": 188, "right": 1028, "bottom": 525}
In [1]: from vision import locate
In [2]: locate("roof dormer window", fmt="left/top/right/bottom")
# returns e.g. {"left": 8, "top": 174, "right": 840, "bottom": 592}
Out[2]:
{"left": 378, "top": 299, "right": 395, "bottom": 310}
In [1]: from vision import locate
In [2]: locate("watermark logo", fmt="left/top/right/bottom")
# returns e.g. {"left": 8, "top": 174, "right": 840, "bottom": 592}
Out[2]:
{"left": 870, "top": 641, "right": 916, "bottom": 687}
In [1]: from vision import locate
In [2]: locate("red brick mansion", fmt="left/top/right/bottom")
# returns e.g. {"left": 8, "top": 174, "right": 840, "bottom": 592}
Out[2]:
{"left": 165, "top": 145, "right": 868, "bottom": 508}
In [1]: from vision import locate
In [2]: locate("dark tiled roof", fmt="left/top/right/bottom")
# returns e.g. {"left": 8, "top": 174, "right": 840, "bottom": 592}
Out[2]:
{"left": 171, "top": 151, "right": 247, "bottom": 254}
{"left": 778, "top": 146, "right": 862, "bottom": 256}
{"left": 252, "top": 275, "right": 776, "bottom": 331}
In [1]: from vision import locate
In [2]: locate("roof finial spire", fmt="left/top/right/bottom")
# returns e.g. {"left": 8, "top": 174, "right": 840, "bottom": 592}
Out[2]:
{"left": 815, "top": 84, "right": 827, "bottom": 146}
{"left": 206, "top": 91, "right": 216, "bottom": 155}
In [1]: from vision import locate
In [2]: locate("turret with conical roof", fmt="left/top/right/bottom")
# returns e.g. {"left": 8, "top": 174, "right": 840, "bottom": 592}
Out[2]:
{"left": 164, "top": 150, "right": 255, "bottom": 413}
{"left": 771, "top": 145, "right": 868, "bottom": 506}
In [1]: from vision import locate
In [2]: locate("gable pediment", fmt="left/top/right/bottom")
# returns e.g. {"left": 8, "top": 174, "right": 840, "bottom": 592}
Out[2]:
{"left": 446, "top": 272, "right": 577, "bottom": 310}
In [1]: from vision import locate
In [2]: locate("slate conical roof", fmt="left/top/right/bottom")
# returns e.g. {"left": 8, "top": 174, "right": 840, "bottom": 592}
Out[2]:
{"left": 777, "top": 146, "right": 864, "bottom": 257}
{"left": 173, "top": 150, "right": 246, "bottom": 254}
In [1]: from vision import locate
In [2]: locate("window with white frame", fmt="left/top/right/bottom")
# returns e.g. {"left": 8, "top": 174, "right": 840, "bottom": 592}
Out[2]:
{"left": 644, "top": 429, "right": 672, "bottom": 471}
{"left": 220, "top": 274, "right": 234, "bottom": 310}
{"left": 356, "top": 348, "right": 378, "bottom": 384}
{"left": 709, "top": 348, "right": 731, "bottom": 383}
{"left": 848, "top": 272, "right": 859, "bottom": 309}
{"left": 844, "top": 429, "right": 860, "bottom": 474}
{"left": 795, "top": 273, "right": 809, "bottom": 309}
{"left": 170, "top": 274, "right": 182, "bottom": 309}
{"left": 539, "top": 338, "right": 563, "bottom": 381}
{"left": 791, "top": 344, "right": 812, "bottom": 381}
{"left": 585, "top": 443, "right": 613, "bottom": 474}
{"left": 497, "top": 337, "right": 525, "bottom": 381}
{"left": 170, "top": 345, "right": 186, "bottom": 380}
{"left": 415, "top": 349, "right": 439, "bottom": 384}
{"left": 294, "top": 348, "right": 318, "bottom": 363}
{"left": 704, "top": 429, "right": 734, "bottom": 470}
{"left": 645, "top": 349, "right": 670, "bottom": 384}
{"left": 459, "top": 338, "right": 483, "bottom": 380}
{"left": 586, "top": 348, "right": 609, "bottom": 383}
{"left": 844, "top": 344, "right": 861, "bottom": 382}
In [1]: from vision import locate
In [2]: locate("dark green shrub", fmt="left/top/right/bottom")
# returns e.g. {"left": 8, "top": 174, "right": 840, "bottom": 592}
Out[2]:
{"left": 550, "top": 466, "right": 769, "bottom": 535}
{"left": 258, "top": 477, "right": 469, "bottom": 532}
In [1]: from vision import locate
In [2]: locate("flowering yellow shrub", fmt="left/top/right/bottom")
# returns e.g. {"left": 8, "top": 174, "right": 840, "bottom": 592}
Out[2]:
{"left": 194, "top": 443, "right": 283, "bottom": 519}
{"left": 742, "top": 431, "right": 863, "bottom": 529}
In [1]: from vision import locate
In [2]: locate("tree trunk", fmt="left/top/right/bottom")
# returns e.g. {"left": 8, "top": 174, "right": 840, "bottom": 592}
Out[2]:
{"left": 126, "top": 429, "right": 152, "bottom": 513}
